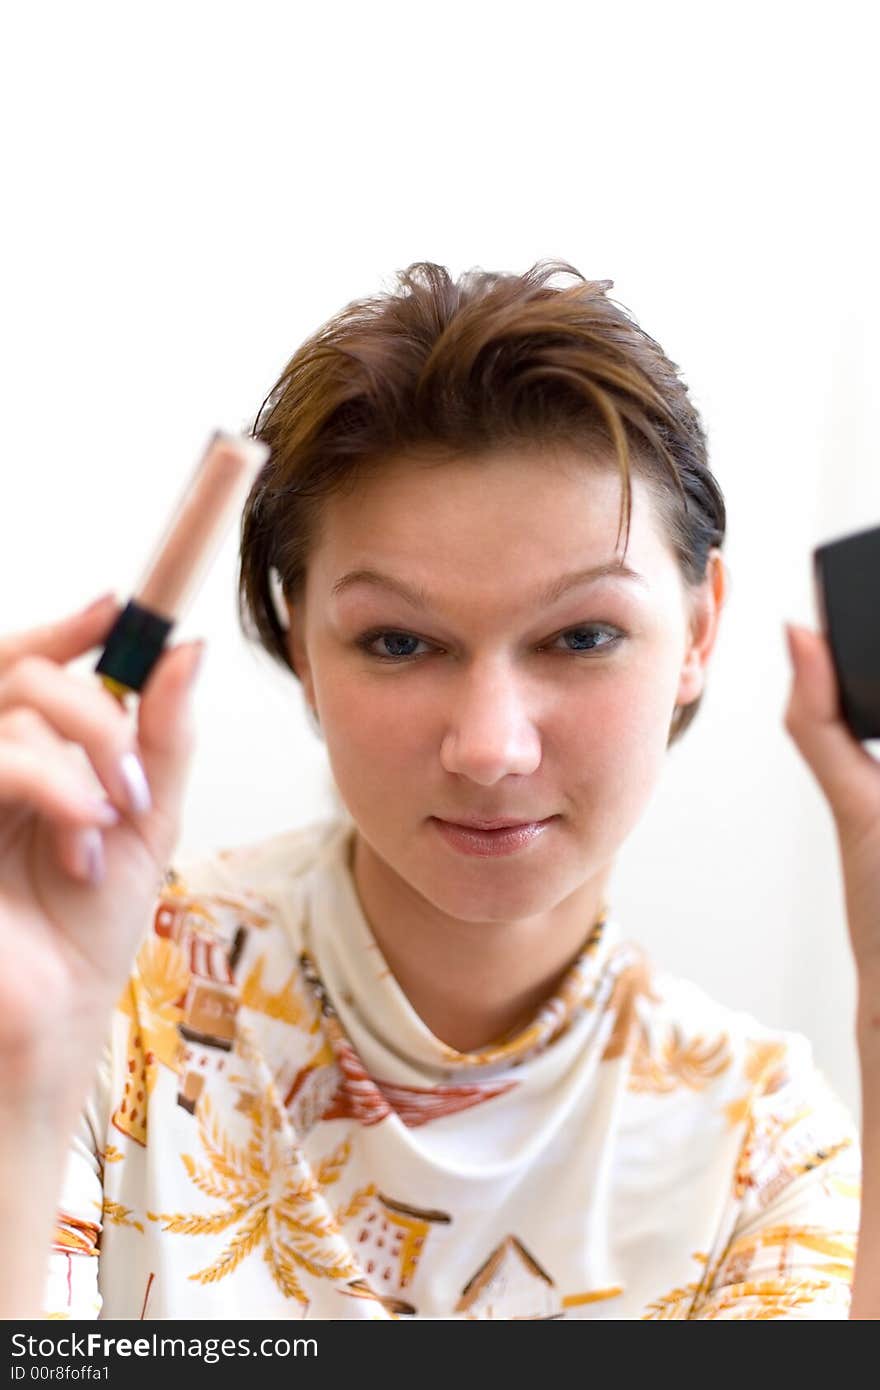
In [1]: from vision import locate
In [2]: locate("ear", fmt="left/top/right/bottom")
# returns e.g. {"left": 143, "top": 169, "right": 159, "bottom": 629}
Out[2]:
{"left": 675, "top": 548, "right": 728, "bottom": 708}
{"left": 285, "top": 601, "right": 317, "bottom": 711}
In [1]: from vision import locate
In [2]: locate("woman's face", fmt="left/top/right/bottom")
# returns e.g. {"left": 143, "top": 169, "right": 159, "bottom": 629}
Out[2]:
{"left": 287, "top": 445, "right": 724, "bottom": 924}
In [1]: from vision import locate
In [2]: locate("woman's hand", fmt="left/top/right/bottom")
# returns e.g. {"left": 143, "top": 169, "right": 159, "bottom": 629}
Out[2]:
{"left": 783, "top": 622, "right": 880, "bottom": 980}
{"left": 0, "top": 592, "right": 204, "bottom": 1103}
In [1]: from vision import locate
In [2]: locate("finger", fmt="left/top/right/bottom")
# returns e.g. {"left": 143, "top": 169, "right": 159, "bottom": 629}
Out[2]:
{"left": 0, "top": 657, "right": 150, "bottom": 822}
{"left": 53, "top": 816, "right": 116, "bottom": 886}
{"left": 0, "top": 593, "right": 121, "bottom": 671}
{"left": 58, "top": 824, "right": 107, "bottom": 885}
{"left": 0, "top": 711, "right": 133, "bottom": 886}
{"left": 0, "top": 718, "right": 121, "bottom": 832}
{"left": 133, "top": 640, "right": 206, "bottom": 837}
{"left": 784, "top": 623, "right": 880, "bottom": 831}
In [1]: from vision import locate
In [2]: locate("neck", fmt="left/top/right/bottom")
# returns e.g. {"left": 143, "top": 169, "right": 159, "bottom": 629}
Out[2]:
{"left": 350, "top": 830, "right": 611, "bottom": 1054}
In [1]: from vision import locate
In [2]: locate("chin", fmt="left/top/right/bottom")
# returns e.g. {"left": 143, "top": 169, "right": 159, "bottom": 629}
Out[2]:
{"left": 414, "top": 859, "right": 575, "bottom": 923}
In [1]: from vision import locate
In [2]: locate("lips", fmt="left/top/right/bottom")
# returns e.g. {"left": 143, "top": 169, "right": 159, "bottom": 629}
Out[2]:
{"left": 435, "top": 817, "right": 552, "bottom": 830}
{"left": 431, "top": 816, "right": 555, "bottom": 857}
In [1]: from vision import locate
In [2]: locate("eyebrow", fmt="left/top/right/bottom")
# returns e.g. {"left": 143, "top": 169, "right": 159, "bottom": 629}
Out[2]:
{"left": 330, "top": 562, "right": 648, "bottom": 610}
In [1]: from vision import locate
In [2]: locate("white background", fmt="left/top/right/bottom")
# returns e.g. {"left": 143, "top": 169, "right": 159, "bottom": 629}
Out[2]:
{"left": 2, "top": 1, "right": 878, "bottom": 1119}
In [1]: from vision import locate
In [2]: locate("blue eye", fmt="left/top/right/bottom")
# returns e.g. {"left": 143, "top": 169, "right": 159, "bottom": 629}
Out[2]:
{"left": 362, "top": 631, "right": 429, "bottom": 660}
{"left": 355, "top": 626, "right": 621, "bottom": 663}
{"left": 554, "top": 626, "right": 619, "bottom": 654}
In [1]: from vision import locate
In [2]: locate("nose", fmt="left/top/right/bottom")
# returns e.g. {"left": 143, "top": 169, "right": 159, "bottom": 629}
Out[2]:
{"left": 439, "top": 660, "right": 543, "bottom": 784}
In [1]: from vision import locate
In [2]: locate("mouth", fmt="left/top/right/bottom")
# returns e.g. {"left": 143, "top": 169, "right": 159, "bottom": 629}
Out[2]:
{"left": 429, "top": 815, "right": 557, "bottom": 858}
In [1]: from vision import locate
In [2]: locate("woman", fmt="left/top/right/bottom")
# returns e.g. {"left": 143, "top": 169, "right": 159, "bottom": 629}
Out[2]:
{"left": 1, "top": 261, "right": 877, "bottom": 1319}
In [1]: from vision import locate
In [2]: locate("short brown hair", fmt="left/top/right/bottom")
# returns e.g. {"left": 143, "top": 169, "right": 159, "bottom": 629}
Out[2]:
{"left": 237, "top": 260, "right": 726, "bottom": 745}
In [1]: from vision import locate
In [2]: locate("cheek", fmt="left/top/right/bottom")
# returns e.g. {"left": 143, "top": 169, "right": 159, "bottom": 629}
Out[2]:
{"left": 316, "top": 669, "right": 424, "bottom": 793}
{"left": 553, "top": 661, "right": 678, "bottom": 805}
{"left": 559, "top": 653, "right": 676, "bottom": 741}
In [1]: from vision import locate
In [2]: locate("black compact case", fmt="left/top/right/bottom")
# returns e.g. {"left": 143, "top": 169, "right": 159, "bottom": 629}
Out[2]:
{"left": 813, "top": 521, "right": 880, "bottom": 741}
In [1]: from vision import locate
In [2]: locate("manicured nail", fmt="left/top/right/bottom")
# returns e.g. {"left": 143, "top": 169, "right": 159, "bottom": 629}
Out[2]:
{"left": 783, "top": 622, "right": 799, "bottom": 671}
{"left": 119, "top": 751, "right": 152, "bottom": 816}
{"left": 74, "top": 828, "right": 105, "bottom": 885}
{"left": 90, "top": 797, "right": 121, "bottom": 828}
{"left": 84, "top": 591, "right": 118, "bottom": 614}
{"left": 184, "top": 641, "right": 206, "bottom": 688}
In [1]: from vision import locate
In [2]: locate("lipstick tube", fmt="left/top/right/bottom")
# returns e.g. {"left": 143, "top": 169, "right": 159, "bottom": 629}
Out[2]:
{"left": 94, "top": 431, "right": 270, "bottom": 701}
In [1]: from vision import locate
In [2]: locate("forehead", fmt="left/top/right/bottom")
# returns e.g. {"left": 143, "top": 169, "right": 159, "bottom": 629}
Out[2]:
{"left": 307, "top": 445, "right": 678, "bottom": 600}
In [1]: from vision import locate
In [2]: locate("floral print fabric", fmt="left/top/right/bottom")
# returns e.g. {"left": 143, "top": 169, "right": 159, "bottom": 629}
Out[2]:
{"left": 45, "top": 815, "right": 861, "bottom": 1320}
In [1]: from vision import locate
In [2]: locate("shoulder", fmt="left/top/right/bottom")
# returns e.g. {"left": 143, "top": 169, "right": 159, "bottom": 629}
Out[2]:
{"left": 106, "top": 815, "right": 354, "bottom": 1145}
{"left": 120, "top": 813, "right": 352, "bottom": 1032}
{"left": 636, "top": 964, "right": 832, "bottom": 1091}
{"left": 630, "top": 958, "right": 837, "bottom": 1097}
{"left": 169, "top": 813, "right": 349, "bottom": 899}
{"left": 619, "top": 951, "right": 859, "bottom": 1190}
{"left": 153, "top": 812, "right": 351, "bottom": 943}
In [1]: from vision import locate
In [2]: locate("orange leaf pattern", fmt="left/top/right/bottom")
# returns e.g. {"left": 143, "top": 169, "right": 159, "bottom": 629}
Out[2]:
{"left": 43, "top": 816, "right": 861, "bottom": 1320}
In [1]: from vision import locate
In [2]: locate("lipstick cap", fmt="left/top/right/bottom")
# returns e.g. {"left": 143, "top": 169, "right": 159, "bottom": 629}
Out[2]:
{"left": 94, "top": 598, "right": 175, "bottom": 696}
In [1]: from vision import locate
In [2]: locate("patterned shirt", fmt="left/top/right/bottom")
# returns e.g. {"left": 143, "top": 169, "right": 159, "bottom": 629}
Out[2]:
{"left": 46, "top": 814, "right": 861, "bottom": 1320}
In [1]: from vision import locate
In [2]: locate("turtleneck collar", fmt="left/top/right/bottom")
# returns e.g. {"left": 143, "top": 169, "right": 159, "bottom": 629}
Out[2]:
{"left": 298, "top": 816, "right": 623, "bottom": 1084}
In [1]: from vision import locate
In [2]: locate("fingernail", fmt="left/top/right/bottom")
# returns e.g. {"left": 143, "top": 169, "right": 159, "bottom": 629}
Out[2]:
{"left": 90, "top": 797, "right": 121, "bottom": 828}
{"left": 184, "top": 641, "right": 206, "bottom": 687}
{"left": 74, "top": 828, "right": 105, "bottom": 885}
{"left": 118, "top": 751, "right": 152, "bottom": 816}
{"left": 84, "top": 591, "right": 118, "bottom": 614}
{"left": 783, "top": 622, "right": 796, "bottom": 666}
